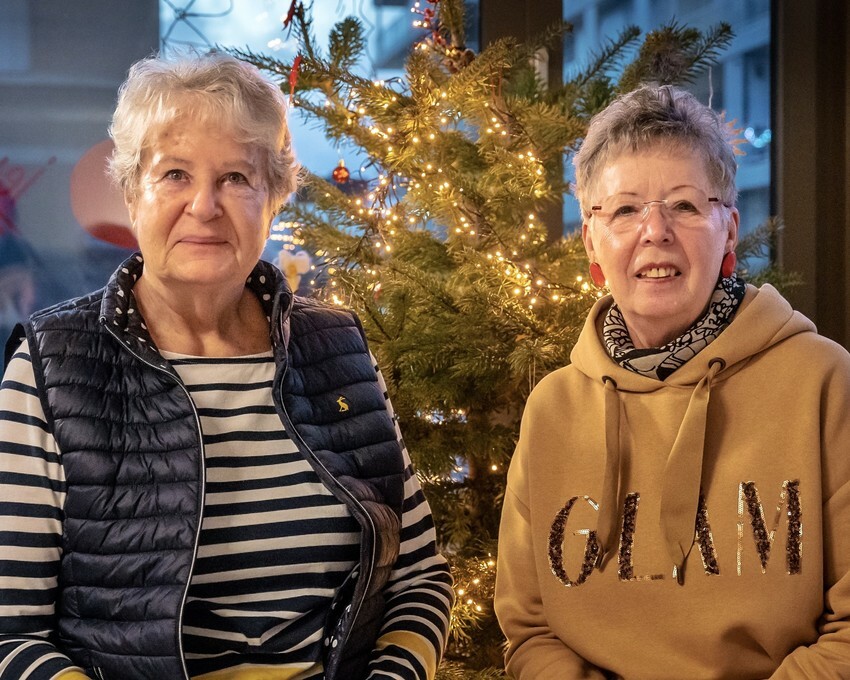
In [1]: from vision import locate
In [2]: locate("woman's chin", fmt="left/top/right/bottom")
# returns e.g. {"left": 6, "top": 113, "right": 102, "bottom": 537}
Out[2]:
{"left": 148, "top": 248, "right": 260, "bottom": 290}
{"left": 160, "top": 263, "right": 249, "bottom": 290}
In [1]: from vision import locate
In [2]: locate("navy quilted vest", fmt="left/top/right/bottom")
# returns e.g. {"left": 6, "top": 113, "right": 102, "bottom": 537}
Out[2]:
{"left": 23, "top": 257, "right": 404, "bottom": 680}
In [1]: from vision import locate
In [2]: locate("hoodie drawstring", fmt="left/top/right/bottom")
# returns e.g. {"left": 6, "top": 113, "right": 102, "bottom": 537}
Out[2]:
{"left": 660, "top": 358, "right": 724, "bottom": 585}
{"left": 595, "top": 376, "right": 621, "bottom": 570}
{"left": 595, "top": 359, "right": 724, "bottom": 584}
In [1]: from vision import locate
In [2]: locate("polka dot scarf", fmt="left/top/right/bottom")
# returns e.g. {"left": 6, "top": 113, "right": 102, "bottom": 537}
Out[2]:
{"left": 602, "top": 275, "right": 747, "bottom": 381}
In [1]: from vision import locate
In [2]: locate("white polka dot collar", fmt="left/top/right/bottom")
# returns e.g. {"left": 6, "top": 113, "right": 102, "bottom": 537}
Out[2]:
{"left": 99, "top": 253, "right": 292, "bottom": 363}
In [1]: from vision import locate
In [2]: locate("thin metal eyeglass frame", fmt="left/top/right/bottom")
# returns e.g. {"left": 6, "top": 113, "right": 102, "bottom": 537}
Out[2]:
{"left": 589, "top": 195, "right": 722, "bottom": 226}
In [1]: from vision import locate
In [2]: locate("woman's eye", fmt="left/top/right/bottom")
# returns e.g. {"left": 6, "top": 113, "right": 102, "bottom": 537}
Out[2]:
{"left": 224, "top": 172, "right": 248, "bottom": 184}
{"left": 164, "top": 169, "right": 186, "bottom": 181}
{"left": 612, "top": 204, "right": 639, "bottom": 218}
{"left": 672, "top": 200, "right": 698, "bottom": 213}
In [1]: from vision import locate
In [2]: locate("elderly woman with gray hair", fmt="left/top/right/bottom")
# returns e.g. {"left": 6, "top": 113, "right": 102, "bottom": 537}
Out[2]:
{"left": 0, "top": 52, "right": 452, "bottom": 680}
{"left": 495, "top": 84, "right": 850, "bottom": 679}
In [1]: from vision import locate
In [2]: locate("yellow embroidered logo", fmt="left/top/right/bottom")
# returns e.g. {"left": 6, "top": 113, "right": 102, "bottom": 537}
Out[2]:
{"left": 337, "top": 396, "right": 350, "bottom": 413}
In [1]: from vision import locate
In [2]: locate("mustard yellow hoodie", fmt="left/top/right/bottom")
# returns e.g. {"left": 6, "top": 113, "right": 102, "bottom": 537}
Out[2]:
{"left": 495, "top": 284, "right": 850, "bottom": 679}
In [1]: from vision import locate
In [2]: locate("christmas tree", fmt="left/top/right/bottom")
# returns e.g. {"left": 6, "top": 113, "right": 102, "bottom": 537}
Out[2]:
{"left": 231, "top": 3, "right": 783, "bottom": 675}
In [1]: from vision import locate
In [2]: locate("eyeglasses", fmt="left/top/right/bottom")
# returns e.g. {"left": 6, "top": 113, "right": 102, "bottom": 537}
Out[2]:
{"left": 589, "top": 188, "right": 724, "bottom": 231}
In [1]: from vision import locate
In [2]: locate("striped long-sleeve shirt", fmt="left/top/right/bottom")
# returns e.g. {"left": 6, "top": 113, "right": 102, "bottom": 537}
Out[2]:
{"left": 0, "top": 340, "right": 453, "bottom": 680}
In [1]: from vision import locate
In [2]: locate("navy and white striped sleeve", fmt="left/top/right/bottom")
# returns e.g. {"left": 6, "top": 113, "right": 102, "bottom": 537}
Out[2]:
{"left": 367, "top": 358, "right": 454, "bottom": 680}
{"left": 0, "top": 339, "right": 81, "bottom": 679}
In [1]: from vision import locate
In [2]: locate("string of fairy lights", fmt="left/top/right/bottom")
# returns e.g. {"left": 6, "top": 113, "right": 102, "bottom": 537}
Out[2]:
{"left": 287, "top": 42, "right": 603, "bottom": 312}
{"left": 450, "top": 553, "right": 497, "bottom": 644}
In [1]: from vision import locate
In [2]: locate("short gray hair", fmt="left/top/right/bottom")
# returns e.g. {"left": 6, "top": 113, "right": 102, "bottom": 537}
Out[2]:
{"left": 573, "top": 84, "right": 737, "bottom": 213}
{"left": 109, "top": 51, "right": 299, "bottom": 211}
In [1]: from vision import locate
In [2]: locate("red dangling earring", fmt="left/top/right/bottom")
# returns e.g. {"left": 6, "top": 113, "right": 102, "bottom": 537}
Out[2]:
{"left": 721, "top": 251, "right": 737, "bottom": 278}
{"left": 589, "top": 262, "right": 606, "bottom": 287}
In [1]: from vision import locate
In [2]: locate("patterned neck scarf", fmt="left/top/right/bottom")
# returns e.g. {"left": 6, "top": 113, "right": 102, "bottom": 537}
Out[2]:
{"left": 603, "top": 275, "right": 747, "bottom": 381}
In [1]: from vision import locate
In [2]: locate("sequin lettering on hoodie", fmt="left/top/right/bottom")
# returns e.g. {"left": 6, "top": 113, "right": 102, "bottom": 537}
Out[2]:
{"left": 695, "top": 493, "right": 720, "bottom": 575}
{"left": 549, "top": 496, "right": 600, "bottom": 587}
{"left": 618, "top": 493, "right": 639, "bottom": 581}
{"left": 785, "top": 480, "right": 802, "bottom": 574}
{"left": 618, "top": 493, "right": 664, "bottom": 582}
{"left": 738, "top": 480, "right": 802, "bottom": 576}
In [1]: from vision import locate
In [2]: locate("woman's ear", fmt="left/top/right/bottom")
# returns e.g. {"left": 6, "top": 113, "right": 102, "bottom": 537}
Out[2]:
{"left": 263, "top": 208, "right": 276, "bottom": 241}
{"left": 124, "top": 191, "right": 137, "bottom": 230}
{"left": 582, "top": 220, "right": 597, "bottom": 261}
{"left": 726, "top": 206, "right": 740, "bottom": 251}
{"left": 262, "top": 192, "right": 280, "bottom": 240}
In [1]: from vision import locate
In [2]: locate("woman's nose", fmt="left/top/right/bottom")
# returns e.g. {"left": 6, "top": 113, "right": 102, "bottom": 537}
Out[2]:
{"left": 639, "top": 202, "right": 674, "bottom": 243}
{"left": 187, "top": 182, "right": 223, "bottom": 221}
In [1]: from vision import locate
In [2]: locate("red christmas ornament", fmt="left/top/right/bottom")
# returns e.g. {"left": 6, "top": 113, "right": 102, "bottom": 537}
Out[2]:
{"left": 289, "top": 54, "right": 302, "bottom": 99}
{"left": 283, "top": 0, "right": 298, "bottom": 29}
{"left": 332, "top": 160, "right": 350, "bottom": 184}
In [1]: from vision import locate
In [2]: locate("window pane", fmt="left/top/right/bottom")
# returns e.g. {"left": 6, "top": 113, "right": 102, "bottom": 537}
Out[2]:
{"left": 599, "top": 0, "right": 633, "bottom": 37}
{"left": 0, "top": 3, "right": 159, "bottom": 344}
{"left": 0, "top": 0, "right": 30, "bottom": 73}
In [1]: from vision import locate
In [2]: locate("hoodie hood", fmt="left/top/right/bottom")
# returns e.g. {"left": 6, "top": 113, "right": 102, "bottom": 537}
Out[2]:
{"left": 570, "top": 284, "right": 816, "bottom": 583}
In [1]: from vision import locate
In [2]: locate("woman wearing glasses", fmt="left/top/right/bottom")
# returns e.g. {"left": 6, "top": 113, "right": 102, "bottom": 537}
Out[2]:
{"left": 495, "top": 84, "right": 850, "bottom": 678}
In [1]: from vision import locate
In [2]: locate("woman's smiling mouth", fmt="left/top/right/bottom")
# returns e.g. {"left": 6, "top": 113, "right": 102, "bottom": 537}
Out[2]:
{"left": 637, "top": 266, "right": 681, "bottom": 279}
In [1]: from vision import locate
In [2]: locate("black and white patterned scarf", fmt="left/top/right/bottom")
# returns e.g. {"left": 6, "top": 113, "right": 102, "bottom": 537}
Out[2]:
{"left": 603, "top": 275, "right": 747, "bottom": 381}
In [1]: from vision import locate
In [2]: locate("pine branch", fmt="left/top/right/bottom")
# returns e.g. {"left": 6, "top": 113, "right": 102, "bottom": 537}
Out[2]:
{"left": 734, "top": 216, "right": 803, "bottom": 293}
{"left": 683, "top": 21, "right": 734, "bottom": 79}
{"left": 386, "top": 258, "right": 461, "bottom": 316}
{"left": 617, "top": 21, "right": 734, "bottom": 91}
{"left": 328, "top": 17, "right": 366, "bottom": 73}
{"left": 559, "top": 25, "right": 642, "bottom": 117}
{"left": 442, "top": 37, "right": 515, "bottom": 110}
{"left": 227, "top": 47, "right": 293, "bottom": 79}
{"left": 436, "top": 664, "right": 505, "bottom": 680}
{"left": 567, "top": 25, "right": 642, "bottom": 89}
{"left": 291, "top": 1, "right": 319, "bottom": 62}
{"left": 521, "top": 19, "right": 574, "bottom": 58}
{"left": 437, "top": 0, "right": 467, "bottom": 50}
{"left": 735, "top": 215, "right": 781, "bottom": 264}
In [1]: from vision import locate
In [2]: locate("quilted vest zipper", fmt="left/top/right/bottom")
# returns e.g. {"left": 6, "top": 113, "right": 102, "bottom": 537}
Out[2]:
{"left": 276, "top": 367, "right": 377, "bottom": 677}
{"left": 102, "top": 322, "right": 206, "bottom": 680}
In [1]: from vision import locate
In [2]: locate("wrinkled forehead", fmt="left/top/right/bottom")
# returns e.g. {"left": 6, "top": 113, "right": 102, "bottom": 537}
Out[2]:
{"left": 588, "top": 141, "right": 715, "bottom": 200}
{"left": 139, "top": 112, "right": 264, "bottom": 174}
